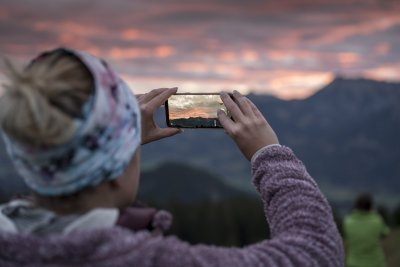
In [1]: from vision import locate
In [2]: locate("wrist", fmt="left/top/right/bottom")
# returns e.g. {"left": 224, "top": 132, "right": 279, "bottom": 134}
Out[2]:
{"left": 250, "top": 144, "right": 281, "bottom": 164}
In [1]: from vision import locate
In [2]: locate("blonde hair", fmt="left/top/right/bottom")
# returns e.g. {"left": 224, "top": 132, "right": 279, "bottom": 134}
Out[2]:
{"left": 0, "top": 50, "right": 93, "bottom": 146}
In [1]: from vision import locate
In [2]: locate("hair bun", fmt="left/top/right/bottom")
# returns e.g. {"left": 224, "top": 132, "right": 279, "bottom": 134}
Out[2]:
{"left": 0, "top": 52, "right": 93, "bottom": 147}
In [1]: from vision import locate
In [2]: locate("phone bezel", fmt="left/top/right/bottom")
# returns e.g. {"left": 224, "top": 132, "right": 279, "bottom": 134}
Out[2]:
{"left": 165, "top": 93, "right": 224, "bottom": 129}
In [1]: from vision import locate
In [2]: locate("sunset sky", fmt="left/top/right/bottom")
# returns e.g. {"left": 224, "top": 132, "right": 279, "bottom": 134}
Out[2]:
{"left": 0, "top": 0, "right": 399, "bottom": 99}
{"left": 168, "top": 94, "right": 225, "bottom": 119}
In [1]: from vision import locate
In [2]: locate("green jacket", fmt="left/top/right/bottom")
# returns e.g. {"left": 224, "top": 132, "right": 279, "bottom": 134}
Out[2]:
{"left": 344, "top": 210, "right": 390, "bottom": 267}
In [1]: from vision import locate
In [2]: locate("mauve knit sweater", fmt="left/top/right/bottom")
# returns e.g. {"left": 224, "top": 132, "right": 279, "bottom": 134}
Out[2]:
{"left": 0, "top": 146, "right": 344, "bottom": 267}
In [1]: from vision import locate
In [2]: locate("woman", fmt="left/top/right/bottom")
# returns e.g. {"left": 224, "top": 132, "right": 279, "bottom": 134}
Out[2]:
{"left": 343, "top": 193, "right": 390, "bottom": 267}
{"left": 0, "top": 48, "right": 344, "bottom": 266}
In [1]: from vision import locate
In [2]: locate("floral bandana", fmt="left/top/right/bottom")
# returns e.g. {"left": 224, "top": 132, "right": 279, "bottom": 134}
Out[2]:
{"left": 2, "top": 48, "right": 141, "bottom": 196}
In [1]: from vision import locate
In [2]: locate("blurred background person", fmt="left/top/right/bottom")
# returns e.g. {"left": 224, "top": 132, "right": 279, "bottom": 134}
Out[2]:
{"left": 343, "top": 193, "right": 390, "bottom": 267}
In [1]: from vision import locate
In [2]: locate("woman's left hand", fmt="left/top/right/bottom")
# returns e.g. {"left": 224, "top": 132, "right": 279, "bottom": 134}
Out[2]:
{"left": 136, "top": 88, "right": 182, "bottom": 145}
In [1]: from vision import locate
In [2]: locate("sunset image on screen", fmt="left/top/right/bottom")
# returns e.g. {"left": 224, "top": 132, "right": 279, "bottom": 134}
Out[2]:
{"left": 168, "top": 94, "right": 227, "bottom": 127}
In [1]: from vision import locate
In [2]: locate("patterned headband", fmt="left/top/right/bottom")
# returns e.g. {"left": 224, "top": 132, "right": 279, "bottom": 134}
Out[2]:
{"left": 2, "top": 48, "right": 141, "bottom": 196}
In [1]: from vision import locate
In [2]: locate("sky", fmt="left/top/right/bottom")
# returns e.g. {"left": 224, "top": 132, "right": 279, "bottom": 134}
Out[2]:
{"left": 0, "top": 0, "right": 399, "bottom": 99}
{"left": 168, "top": 94, "right": 225, "bottom": 119}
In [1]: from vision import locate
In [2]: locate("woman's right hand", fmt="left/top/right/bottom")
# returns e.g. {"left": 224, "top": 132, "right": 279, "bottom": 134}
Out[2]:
{"left": 218, "top": 91, "right": 279, "bottom": 161}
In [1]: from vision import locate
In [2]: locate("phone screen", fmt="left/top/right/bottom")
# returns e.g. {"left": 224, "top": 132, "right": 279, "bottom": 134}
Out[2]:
{"left": 165, "top": 93, "right": 228, "bottom": 128}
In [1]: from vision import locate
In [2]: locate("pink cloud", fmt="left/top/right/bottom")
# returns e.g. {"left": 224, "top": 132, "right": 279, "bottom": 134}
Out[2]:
{"left": 337, "top": 52, "right": 360, "bottom": 68}
{"left": 363, "top": 65, "right": 400, "bottom": 82}
{"left": 374, "top": 43, "right": 391, "bottom": 55}
{"left": 107, "top": 46, "right": 175, "bottom": 60}
{"left": 0, "top": 0, "right": 399, "bottom": 99}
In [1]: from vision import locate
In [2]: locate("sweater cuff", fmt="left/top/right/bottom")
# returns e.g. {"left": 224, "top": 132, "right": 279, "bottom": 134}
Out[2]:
{"left": 250, "top": 144, "right": 281, "bottom": 165}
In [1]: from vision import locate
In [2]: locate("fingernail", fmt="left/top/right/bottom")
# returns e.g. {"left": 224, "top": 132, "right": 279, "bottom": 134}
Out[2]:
{"left": 217, "top": 109, "right": 226, "bottom": 116}
{"left": 179, "top": 128, "right": 184, "bottom": 133}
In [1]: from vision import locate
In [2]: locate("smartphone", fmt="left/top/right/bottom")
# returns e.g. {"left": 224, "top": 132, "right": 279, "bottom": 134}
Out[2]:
{"left": 165, "top": 93, "right": 228, "bottom": 128}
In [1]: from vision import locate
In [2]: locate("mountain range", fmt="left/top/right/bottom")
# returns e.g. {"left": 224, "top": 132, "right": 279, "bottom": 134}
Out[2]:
{"left": 142, "top": 77, "right": 400, "bottom": 207}
{"left": 1, "top": 77, "right": 399, "bottom": 208}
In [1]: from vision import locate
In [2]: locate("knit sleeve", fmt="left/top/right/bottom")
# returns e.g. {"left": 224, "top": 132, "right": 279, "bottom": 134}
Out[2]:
{"left": 150, "top": 146, "right": 344, "bottom": 267}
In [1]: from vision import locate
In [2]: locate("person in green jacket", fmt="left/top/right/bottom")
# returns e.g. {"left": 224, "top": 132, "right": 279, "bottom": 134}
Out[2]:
{"left": 344, "top": 193, "right": 390, "bottom": 267}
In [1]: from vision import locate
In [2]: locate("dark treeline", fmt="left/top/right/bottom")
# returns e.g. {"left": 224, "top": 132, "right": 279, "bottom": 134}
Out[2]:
{"left": 377, "top": 204, "right": 400, "bottom": 228}
{"left": 155, "top": 197, "right": 400, "bottom": 246}
{"left": 147, "top": 196, "right": 270, "bottom": 246}
{"left": 1, "top": 193, "right": 400, "bottom": 246}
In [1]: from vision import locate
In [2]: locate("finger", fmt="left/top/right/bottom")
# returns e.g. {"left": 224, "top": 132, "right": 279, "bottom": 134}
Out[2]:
{"left": 147, "top": 87, "right": 178, "bottom": 110}
{"left": 135, "top": 94, "right": 144, "bottom": 101}
{"left": 243, "top": 98, "right": 256, "bottom": 117}
{"left": 138, "top": 88, "right": 171, "bottom": 104}
{"left": 246, "top": 98, "right": 264, "bottom": 119}
{"left": 217, "top": 109, "right": 235, "bottom": 130}
{"left": 220, "top": 92, "right": 245, "bottom": 122}
{"left": 232, "top": 90, "right": 253, "bottom": 116}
